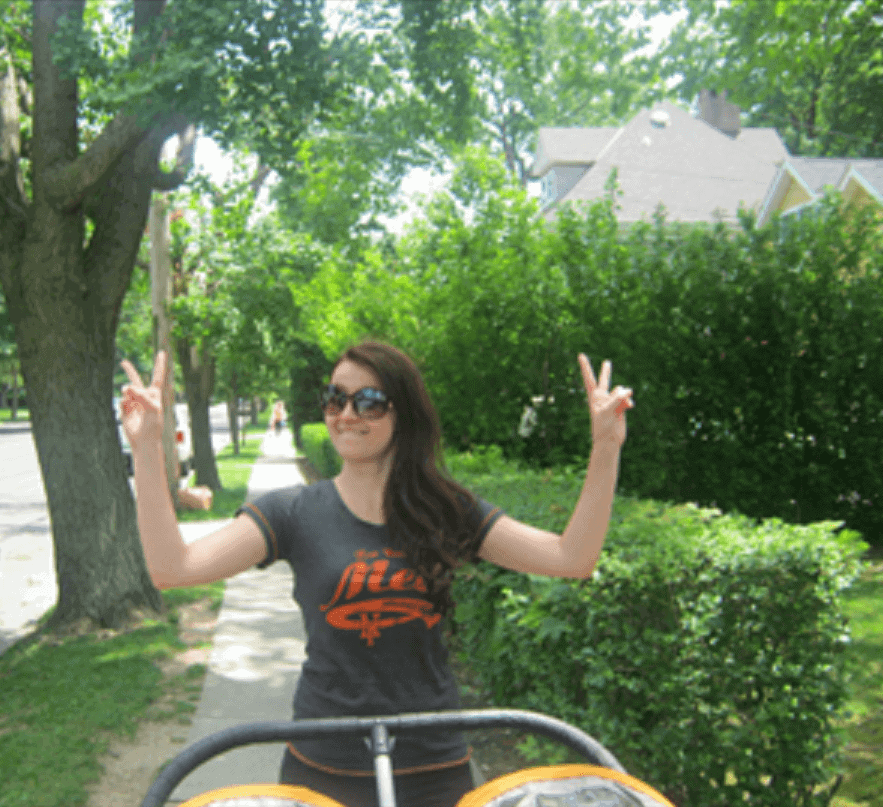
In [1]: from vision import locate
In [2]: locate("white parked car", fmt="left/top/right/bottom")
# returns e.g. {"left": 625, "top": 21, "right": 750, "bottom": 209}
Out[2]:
{"left": 173, "top": 403, "right": 193, "bottom": 476}
{"left": 114, "top": 398, "right": 193, "bottom": 477}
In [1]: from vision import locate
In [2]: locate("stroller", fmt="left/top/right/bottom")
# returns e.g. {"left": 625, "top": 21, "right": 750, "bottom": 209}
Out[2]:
{"left": 141, "top": 708, "right": 674, "bottom": 807}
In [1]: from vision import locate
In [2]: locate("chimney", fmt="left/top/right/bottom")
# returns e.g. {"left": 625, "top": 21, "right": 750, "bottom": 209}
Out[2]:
{"left": 699, "top": 89, "right": 741, "bottom": 138}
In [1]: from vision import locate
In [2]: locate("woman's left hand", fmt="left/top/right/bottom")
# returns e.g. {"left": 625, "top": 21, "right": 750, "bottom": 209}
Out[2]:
{"left": 579, "top": 354, "right": 634, "bottom": 448}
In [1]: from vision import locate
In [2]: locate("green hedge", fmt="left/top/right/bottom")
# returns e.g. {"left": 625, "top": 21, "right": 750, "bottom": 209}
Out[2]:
{"left": 450, "top": 455, "right": 867, "bottom": 807}
{"left": 390, "top": 188, "right": 883, "bottom": 544}
{"left": 300, "top": 422, "right": 342, "bottom": 478}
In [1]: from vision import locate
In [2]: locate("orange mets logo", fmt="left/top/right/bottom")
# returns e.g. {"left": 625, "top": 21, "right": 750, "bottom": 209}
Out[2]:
{"left": 320, "top": 549, "right": 441, "bottom": 646}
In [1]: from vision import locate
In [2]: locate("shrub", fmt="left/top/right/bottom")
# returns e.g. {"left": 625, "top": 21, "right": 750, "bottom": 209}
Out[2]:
{"left": 293, "top": 165, "right": 883, "bottom": 543}
{"left": 300, "top": 422, "right": 341, "bottom": 478}
{"left": 451, "top": 460, "right": 868, "bottom": 807}
{"left": 392, "top": 187, "right": 883, "bottom": 544}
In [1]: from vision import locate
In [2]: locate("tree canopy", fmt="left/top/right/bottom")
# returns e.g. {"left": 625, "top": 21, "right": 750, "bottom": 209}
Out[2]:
{"left": 654, "top": 0, "right": 883, "bottom": 156}
{"left": 0, "top": 0, "right": 483, "bottom": 628}
{"left": 469, "top": 0, "right": 666, "bottom": 184}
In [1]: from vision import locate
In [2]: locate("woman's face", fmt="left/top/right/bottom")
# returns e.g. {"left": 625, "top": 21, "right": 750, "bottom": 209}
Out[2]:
{"left": 325, "top": 360, "right": 396, "bottom": 467}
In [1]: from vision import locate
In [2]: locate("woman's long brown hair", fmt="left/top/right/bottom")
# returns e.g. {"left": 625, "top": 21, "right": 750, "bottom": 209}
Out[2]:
{"left": 333, "top": 341, "right": 479, "bottom": 616}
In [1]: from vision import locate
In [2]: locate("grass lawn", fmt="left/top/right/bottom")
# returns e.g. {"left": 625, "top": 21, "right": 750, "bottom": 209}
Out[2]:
{"left": 0, "top": 406, "right": 28, "bottom": 422}
{"left": 833, "top": 551, "right": 883, "bottom": 807}
{"left": 0, "top": 418, "right": 272, "bottom": 807}
{"left": 0, "top": 583, "right": 225, "bottom": 807}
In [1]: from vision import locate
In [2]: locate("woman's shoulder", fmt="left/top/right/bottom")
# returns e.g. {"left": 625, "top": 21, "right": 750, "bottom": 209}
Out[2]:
{"left": 248, "top": 479, "right": 333, "bottom": 514}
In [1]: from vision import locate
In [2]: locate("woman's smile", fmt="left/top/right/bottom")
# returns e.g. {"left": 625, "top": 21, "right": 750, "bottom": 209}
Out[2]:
{"left": 325, "top": 360, "right": 396, "bottom": 465}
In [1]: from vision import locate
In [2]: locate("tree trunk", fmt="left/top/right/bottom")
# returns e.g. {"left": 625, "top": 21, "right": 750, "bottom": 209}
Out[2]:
{"left": 149, "top": 195, "right": 180, "bottom": 502}
{"left": 11, "top": 363, "right": 19, "bottom": 420}
{"left": 178, "top": 338, "right": 222, "bottom": 490}
{"left": 227, "top": 396, "right": 240, "bottom": 454}
{"left": 227, "top": 370, "right": 240, "bottom": 455}
{"left": 12, "top": 241, "right": 162, "bottom": 628}
{"left": 0, "top": 0, "right": 177, "bottom": 629}
{"left": 0, "top": 0, "right": 195, "bottom": 629}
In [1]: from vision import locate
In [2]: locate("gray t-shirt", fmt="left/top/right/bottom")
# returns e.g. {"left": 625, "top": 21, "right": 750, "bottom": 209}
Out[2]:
{"left": 237, "top": 479, "right": 503, "bottom": 772}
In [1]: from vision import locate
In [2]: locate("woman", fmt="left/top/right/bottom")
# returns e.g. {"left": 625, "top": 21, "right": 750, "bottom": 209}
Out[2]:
{"left": 120, "top": 341, "right": 632, "bottom": 807}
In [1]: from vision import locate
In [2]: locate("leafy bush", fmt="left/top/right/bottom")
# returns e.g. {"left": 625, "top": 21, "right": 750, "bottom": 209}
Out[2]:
{"left": 313, "top": 167, "right": 875, "bottom": 542}
{"left": 451, "top": 461, "right": 868, "bottom": 807}
{"left": 300, "top": 422, "right": 341, "bottom": 478}
{"left": 293, "top": 171, "right": 883, "bottom": 543}
{"left": 444, "top": 443, "right": 509, "bottom": 476}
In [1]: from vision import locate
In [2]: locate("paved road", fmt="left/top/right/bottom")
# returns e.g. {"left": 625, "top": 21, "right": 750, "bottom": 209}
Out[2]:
{"left": 0, "top": 421, "right": 55, "bottom": 654}
{"left": 0, "top": 404, "right": 243, "bottom": 655}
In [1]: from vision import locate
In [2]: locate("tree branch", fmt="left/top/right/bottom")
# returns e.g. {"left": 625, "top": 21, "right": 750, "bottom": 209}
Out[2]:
{"left": 38, "top": 0, "right": 173, "bottom": 210}
{"left": 31, "top": 0, "right": 83, "bottom": 201}
{"left": 152, "top": 121, "right": 197, "bottom": 191}
{"left": 43, "top": 112, "right": 148, "bottom": 210}
{"left": 249, "top": 162, "right": 272, "bottom": 200}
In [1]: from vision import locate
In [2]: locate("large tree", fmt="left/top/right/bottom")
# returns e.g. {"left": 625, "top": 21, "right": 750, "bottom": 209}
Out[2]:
{"left": 0, "top": 0, "right": 476, "bottom": 628}
{"left": 268, "top": 0, "right": 482, "bottom": 248}
{"left": 0, "top": 0, "right": 320, "bottom": 628}
{"left": 167, "top": 169, "right": 305, "bottom": 487}
{"left": 653, "top": 0, "right": 883, "bottom": 157}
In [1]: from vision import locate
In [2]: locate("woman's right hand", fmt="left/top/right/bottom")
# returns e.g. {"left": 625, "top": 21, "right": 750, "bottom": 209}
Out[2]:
{"left": 120, "top": 351, "right": 167, "bottom": 449}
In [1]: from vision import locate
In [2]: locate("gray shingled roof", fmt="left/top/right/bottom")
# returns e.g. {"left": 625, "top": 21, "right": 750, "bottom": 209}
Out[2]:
{"left": 787, "top": 158, "right": 852, "bottom": 192}
{"left": 531, "top": 126, "right": 620, "bottom": 177}
{"left": 546, "top": 102, "right": 785, "bottom": 224}
{"left": 788, "top": 157, "right": 883, "bottom": 197}
{"left": 857, "top": 163, "right": 883, "bottom": 197}
{"left": 735, "top": 129, "right": 790, "bottom": 164}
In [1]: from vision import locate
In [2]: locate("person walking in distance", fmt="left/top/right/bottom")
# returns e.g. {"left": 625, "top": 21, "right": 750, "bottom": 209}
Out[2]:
{"left": 120, "top": 341, "right": 633, "bottom": 807}
{"left": 272, "top": 400, "right": 287, "bottom": 434}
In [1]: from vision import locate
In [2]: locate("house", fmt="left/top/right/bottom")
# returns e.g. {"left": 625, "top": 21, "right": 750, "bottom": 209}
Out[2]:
{"left": 531, "top": 96, "right": 789, "bottom": 225}
{"left": 757, "top": 158, "right": 883, "bottom": 226}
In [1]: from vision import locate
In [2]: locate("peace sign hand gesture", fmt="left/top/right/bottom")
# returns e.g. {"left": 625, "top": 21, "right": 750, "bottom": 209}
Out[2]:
{"left": 579, "top": 354, "right": 633, "bottom": 448}
{"left": 119, "top": 351, "right": 168, "bottom": 449}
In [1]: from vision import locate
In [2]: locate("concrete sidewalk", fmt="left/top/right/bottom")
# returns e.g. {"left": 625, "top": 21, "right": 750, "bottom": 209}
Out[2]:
{"left": 170, "top": 427, "right": 309, "bottom": 804}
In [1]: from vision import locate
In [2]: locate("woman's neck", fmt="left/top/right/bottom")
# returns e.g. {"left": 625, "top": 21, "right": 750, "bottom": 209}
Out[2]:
{"left": 333, "top": 460, "right": 391, "bottom": 525}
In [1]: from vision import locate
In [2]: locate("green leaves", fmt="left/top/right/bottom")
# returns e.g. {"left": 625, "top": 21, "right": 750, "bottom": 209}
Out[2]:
{"left": 465, "top": 0, "right": 664, "bottom": 184}
{"left": 658, "top": 0, "right": 883, "bottom": 156}
{"left": 450, "top": 458, "right": 868, "bottom": 805}
{"left": 287, "top": 155, "right": 883, "bottom": 547}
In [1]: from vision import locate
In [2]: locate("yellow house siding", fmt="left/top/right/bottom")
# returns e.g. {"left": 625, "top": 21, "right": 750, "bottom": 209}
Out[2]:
{"left": 780, "top": 179, "right": 813, "bottom": 212}
{"left": 840, "top": 180, "right": 878, "bottom": 212}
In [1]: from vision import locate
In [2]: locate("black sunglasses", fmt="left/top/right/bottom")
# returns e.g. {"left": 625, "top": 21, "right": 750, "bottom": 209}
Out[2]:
{"left": 320, "top": 385, "right": 391, "bottom": 419}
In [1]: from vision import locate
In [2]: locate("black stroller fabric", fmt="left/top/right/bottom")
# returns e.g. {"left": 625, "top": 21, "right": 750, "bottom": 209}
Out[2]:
{"left": 455, "top": 764, "right": 675, "bottom": 807}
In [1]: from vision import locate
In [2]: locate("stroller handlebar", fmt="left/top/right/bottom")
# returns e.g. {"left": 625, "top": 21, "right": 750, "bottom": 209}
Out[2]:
{"left": 141, "top": 708, "right": 625, "bottom": 807}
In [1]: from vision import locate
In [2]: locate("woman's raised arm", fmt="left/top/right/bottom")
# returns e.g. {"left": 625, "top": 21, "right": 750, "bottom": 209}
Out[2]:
{"left": 477, "top": 354, "right": 633, "bottom": 579}
{"left": 121, "top": 352, "right": 265, "bottom": 589}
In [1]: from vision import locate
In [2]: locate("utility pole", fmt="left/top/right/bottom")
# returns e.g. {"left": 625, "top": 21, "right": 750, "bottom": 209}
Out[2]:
{"left": 149, "top": 193, "right": 180, "bottom": 505}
